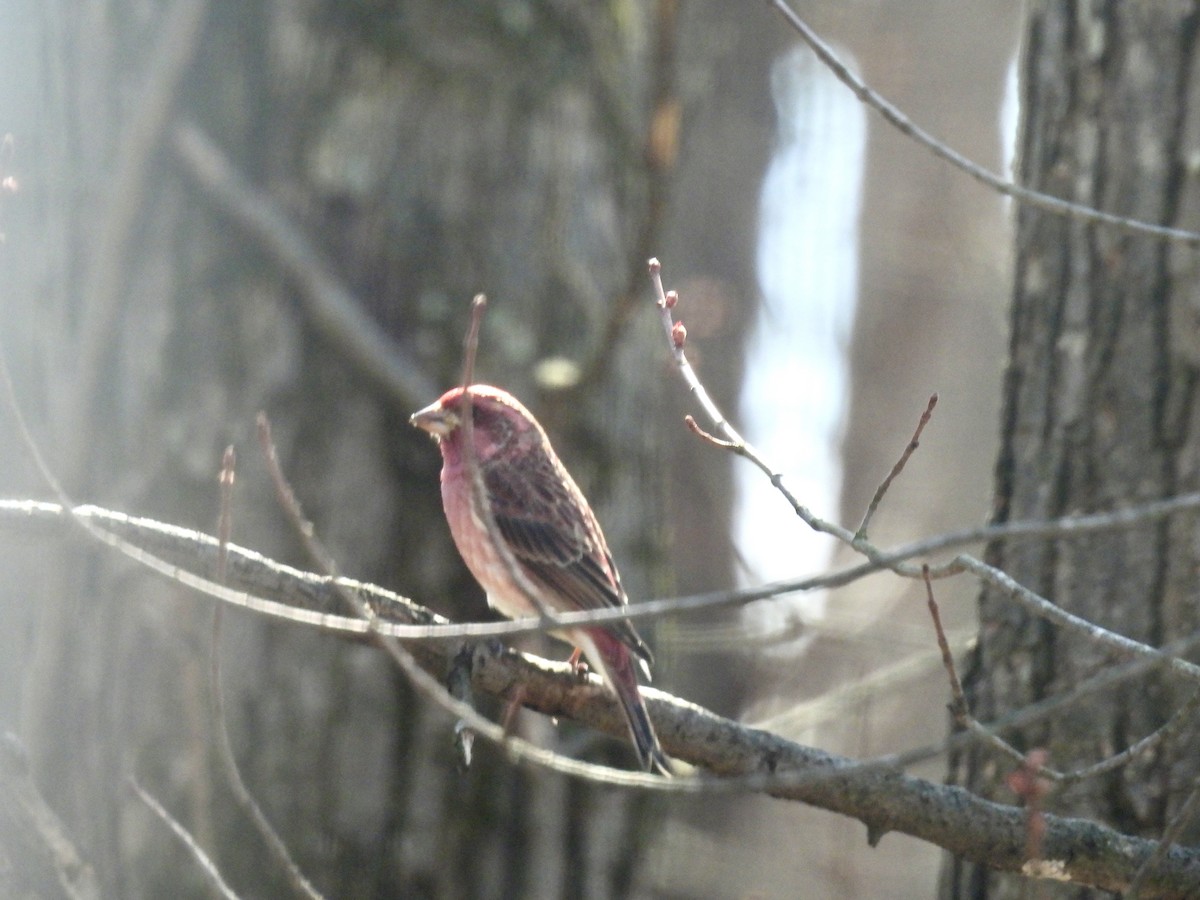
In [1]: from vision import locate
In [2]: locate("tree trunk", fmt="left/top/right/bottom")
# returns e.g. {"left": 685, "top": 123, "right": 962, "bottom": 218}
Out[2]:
{"left": 945, "top": 4, "right": 1200, "bottom": 897}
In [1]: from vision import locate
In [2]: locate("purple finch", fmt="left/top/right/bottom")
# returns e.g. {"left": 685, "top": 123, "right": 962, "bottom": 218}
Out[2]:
{"left": 411, "top": 384, "right": 669, "bottom": 773}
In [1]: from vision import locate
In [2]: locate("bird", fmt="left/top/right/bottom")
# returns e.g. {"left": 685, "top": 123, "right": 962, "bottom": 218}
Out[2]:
{"left": 410, "top": 384, "right": 670, "bottom": 774}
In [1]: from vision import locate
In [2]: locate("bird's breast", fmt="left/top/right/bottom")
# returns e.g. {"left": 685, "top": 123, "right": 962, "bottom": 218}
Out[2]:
{"left": 441, "top": 464, "right": 541, "bottom": 619}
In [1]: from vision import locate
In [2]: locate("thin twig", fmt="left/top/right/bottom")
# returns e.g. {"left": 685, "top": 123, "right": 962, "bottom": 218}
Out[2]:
{"left": 857, "top": 394, "right": 937, "bottom": 539}
{"left": 12, "top": 495, "right": 1200, "bottom": 673}
{"left": 128, "top": 777, "right": 241, "bottom": 900}
{"left": 460, "top": 294, "right": 485, "bottom": 390}
{"left": 456, "top": 295, "right": 484, "bottom": 754}
{"left": 1062, "top": 687, "right": 1200, "bottom": 784}
{"left": 853, "top": 489, "right": 1200, "bottom": 582}
{"left": 453, "top": 294, "right": 525, "bottom": 751}
{"left": 922, "top": 565, "right": 967, "bottom": 727}
{"left": 208, "top": 445, "right": 323, "bottom": 900}
{"left": 252, "top": 413, "right": 382, "bottom": 600}
{"left": 456, "top": 297, "right": 559, "bottom": 622}
{"left": 0, "top": 734, "right": 99, "bottom": 899}
{"left": 216, "top": 446, "right": 235, "bottom": 582}
{"left": 767, "top": 0, "right": 1200, "bottom": 246}
{"left": 1128, "top": 771, "right": 1200, "bottom": 898}
{"left": 684, "top": 414, "right": 743, "bottom": 452}
{"left": 648, "top": 260, "right": 754, "bottom": 456}
{"left": 921, "top": 566, "right": 1045, "bottom": 772}
{"left": 956, "top": 554, "right": 1200, "bottom": 682}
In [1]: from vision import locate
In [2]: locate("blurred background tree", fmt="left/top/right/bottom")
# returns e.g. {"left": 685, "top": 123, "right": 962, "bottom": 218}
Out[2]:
{"left": 0, "top": 0, "right": 779, "bottom": 895}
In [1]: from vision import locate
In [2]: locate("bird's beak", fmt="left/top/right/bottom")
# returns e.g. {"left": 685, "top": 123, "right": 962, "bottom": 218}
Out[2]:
{"left": 410, "top": 401, "right": 460, "bottom": 438}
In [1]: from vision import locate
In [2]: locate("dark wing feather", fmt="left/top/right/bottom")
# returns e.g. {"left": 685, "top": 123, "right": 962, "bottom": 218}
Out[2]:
{"left": 482, "top": 441, "right": 653, "bottom": 664}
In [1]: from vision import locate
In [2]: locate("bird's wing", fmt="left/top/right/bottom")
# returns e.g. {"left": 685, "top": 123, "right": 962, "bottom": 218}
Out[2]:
{"left": 482, "top": 447, "right": 621, "bottom": 611}
{"left": 481, "top": 445, "right": 654, "bottom": 664}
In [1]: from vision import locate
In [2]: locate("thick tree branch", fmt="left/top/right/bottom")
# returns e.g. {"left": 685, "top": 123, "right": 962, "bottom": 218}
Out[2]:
{"left": 2, "top": 500, "right": 1198, "bottom": 894}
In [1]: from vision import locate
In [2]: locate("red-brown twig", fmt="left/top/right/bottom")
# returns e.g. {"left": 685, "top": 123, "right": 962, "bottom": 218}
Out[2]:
{"left": 649, "top": 259, "right": 752, "bottom": 456}
{"left": 684, "top": 415, "right": 741, "bottom": 452}
{"left": 455, "top": 296, "right": 558, "bottom": 624}
{"left": 208, "top": 443, "right": 323, "bottom": 900}
{"left": 857, "top": 394, "right": 938, "bottom": 539}
{"left": 919, "top": 567, "right": 1038, "bottom": 773}
{"left": 922, "top": 565, "right": 968, "bottom": 728}
{"left": 256, "top": 413, "right": 340, "bottom": 580}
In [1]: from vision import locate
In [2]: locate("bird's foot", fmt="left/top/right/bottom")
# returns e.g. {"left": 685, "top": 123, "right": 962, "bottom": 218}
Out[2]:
{"left": 568, "top": 647, "right": 590, "bottom": 681}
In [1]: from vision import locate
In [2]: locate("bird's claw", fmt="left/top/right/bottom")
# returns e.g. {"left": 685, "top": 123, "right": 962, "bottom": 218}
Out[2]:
{"left": 568, "top": 647, "right": 590, "bottom": 681}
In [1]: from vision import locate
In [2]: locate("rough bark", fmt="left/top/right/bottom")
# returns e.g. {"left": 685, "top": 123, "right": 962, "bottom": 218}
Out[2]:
{"left": 946, "top": 4, "right": 1200, "bottom": 897}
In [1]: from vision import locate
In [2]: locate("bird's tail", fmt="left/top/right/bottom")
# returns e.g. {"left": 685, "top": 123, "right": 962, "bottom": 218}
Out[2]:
{"left": 592, "top": 634, "right": 671, "bottom": 775}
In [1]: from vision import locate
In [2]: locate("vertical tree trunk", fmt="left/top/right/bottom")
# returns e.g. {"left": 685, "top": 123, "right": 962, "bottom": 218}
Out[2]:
{"left": 946, "top": 5, "right": 1200, "bottom": 897}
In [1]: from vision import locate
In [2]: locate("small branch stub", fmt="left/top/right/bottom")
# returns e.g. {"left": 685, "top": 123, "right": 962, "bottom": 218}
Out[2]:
{"left": 684, "top": 415, "right": 738, "bottom": 451}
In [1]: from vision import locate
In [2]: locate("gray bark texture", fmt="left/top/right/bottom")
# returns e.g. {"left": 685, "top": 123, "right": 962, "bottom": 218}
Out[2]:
{"left": 945, "top": 4, "right": 1200, "bottom": 898}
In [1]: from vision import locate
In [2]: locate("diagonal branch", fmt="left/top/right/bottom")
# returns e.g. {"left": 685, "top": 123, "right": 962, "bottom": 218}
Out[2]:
{"left": 766, "top": 0, "right": 1200, "bottom": 246}
{"left": 171, "top": 122, "right": 437, "bottom": 407}
{"left": 0, "top": 497, "right": 1197, "bottom": 891}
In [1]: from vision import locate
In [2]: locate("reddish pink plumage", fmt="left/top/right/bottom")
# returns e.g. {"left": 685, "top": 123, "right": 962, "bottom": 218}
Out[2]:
{"left": 411, "top": 384, "right": 668, "bottom": 773}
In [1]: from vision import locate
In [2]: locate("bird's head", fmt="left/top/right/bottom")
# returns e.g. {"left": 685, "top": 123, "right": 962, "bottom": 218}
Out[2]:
{"left": 410, "top": 384, "right": 542, "bottom": 462}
